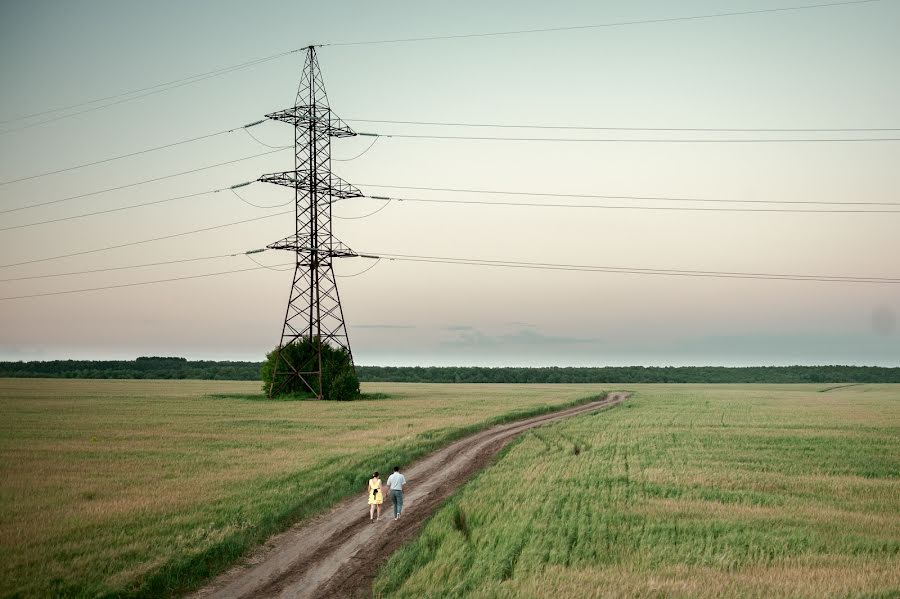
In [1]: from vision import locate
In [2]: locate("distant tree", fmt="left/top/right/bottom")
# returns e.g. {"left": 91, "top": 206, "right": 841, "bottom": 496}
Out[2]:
{"left": 261, "top": 338, "right": 360, "bottom": 400}
{"left": 2, "top": 360, "right": 899, "bottom": 385}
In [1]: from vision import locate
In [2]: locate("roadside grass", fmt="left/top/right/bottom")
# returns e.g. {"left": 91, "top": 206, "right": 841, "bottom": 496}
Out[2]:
{"left": 374, "top": 384, "right": 900, "bottom": 599}
{"left": 0, "top": 378, "right": 606, "bottom": 598}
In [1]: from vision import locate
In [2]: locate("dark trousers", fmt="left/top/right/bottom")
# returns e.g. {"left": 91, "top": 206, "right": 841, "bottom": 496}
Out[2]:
{"left": 391, "top": 489, "right": 404, "bottom": 517}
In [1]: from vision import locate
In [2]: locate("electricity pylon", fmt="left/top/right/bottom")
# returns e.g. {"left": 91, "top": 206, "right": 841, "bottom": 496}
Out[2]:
{"left": 260, "top": 45, "right": 362, "bottom": 399}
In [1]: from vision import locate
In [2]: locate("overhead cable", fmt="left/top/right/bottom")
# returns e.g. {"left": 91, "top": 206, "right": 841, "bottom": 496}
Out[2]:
{"left": 0, "top": 120, "right": 268, "bottom": 186}
{"left": 336, "top": 258, "right": 382, "bottom": 277}
{"left": 333, "top": 136, "right": 381, "bottom": 161}
{"left": 0, "top": 148, "right": 288, "bottom": 215}
{"left": 0, "top": 263, "right": 294, "bottom": 301}
{"left": 362, "top": 132, "right": 900, "bottom": 143}
{"left": 334, "top": 197, "right": 393, "bottom": 219}
{"left": 359, "top": 183, "right": 900, "bottom": 207}
{"left": 229, "top": 186, "right": 295, "bottom": 209}
{"left": 7, "top": 113, "right": 899, "bottom": 189}
{"left": 0, "top": 211, "right": 291, "bottom": 270}
{"left": 2, "top": 0, "right": 888, "bottom": 133}
{"left": 243, "top": 252, "right": 294, "bottom": 272}
{"left": 362, "top": 194, "right": 900, "bottom": 214}
{"left": 346, "top": 118, "right": 900, "bottom": 133}
{"left": 368, "top": 252, "right": 900, "bottom": 284}
{"left": 242, "top": 126, "right": 292, "bottom": 150}
{"left": 5, "top": 245, "right": 899, "bottom": 301}
{"left": 0, "top": 50, "right": 301, "bottom": 132}
{"left": 0, "top": 252, "right": 249, "bottom": 283}
{"left": 323, "top": 0, "right": 890, "bottom": 47}
{"left": 0, "top": 182, "right": 285, "bottom": 233}
{"left": 3, "top": 189, "right": 212, "bottom": 232}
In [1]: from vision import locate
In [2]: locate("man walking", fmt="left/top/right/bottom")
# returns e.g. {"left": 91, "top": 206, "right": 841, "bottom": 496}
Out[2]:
{"left": 386, "top": 466, "right": 407, "bottom": 521}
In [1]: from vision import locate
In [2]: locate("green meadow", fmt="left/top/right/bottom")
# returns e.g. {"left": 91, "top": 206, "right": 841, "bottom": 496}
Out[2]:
{"left": 375, "top": 384, "right": 900, "bottom": 599}
{"left": 0, "top": 378, "right": 606, "bottom": 598}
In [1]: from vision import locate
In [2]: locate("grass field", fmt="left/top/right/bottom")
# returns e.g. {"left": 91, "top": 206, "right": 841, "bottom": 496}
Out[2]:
{"left": 0, "top": 378, "right": 607, "bottom": 598}
{"left": 374, "top": 384, "right": 900, "bottom": 599}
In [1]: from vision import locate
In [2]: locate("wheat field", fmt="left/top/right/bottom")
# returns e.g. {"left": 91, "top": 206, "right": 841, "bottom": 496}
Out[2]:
{"left": 375, "top": 384, "right": 900, "bottom": 599}
{"left": 0, "top": 378, "right": 606, "bottom": 598}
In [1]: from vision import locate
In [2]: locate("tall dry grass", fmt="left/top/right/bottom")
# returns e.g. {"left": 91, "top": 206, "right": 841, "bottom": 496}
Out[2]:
{"left": 0, "top": 378, "right": 606, "bottom": 598}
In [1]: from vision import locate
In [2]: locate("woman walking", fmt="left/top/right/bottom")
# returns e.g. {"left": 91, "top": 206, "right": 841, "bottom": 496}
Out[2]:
{"left": 367, "top": 471, "right": 384, "bottom": 521}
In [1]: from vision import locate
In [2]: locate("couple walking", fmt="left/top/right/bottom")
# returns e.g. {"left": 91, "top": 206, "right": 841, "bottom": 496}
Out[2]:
{"left": 367, "top": 466, "right": 407, "bottom": 521}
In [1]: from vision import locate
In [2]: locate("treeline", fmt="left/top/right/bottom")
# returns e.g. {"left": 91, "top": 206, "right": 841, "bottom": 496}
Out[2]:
{"left": 0, "top": 357, "right": 261, "bottom": 380}
{"left": 1, "top": 359, "right": 899, "bottom": 383}
{"left": 355, "top": 365, "right": 900, "bottom": 384}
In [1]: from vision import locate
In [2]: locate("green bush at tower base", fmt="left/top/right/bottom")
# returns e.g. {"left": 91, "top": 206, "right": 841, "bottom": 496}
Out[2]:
{"left": 261, "top": 338, "right": 360, "bottom": 400}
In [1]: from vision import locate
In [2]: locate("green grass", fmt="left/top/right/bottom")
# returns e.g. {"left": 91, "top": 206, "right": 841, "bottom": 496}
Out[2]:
{"left": 374, "top": 384, "right": 900, "bottom": 599}
{"left": 0, "top": 378, "right": 607, "bottom": 599}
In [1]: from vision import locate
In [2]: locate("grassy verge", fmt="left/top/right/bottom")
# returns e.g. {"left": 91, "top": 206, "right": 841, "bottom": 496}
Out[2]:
{"left": 0, "top": 379, "right": 607, "bottom": 598}
{"left": 374, "top": 384, "right": 900, "bottom": 599}
{"left": 126, "top": 391, "right": 607, "bottom": 598}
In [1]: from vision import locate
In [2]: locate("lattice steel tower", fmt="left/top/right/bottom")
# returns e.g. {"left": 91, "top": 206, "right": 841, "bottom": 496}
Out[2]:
{"left": 260, "top": 46, "right": 362, "bottom": 398}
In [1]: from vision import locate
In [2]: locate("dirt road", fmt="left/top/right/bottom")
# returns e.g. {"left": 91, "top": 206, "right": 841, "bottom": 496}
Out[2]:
{"left": 190, "top": 392, "right": 627, "bottom": 599}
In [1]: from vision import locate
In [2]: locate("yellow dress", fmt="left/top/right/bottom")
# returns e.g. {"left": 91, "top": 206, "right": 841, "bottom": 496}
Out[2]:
{"left": 368, "top": 478, "right": 383, "bottom": 505}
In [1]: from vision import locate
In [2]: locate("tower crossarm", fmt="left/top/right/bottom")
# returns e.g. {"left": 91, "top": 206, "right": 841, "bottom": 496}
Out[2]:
{"left": 267, "top": 234, "right": 359, "bottom": 258}
{"left": 265, "top": 105, "right": 356, "bottom": 138}
{"left": 266, "top": 233, "right": 312, "bottom": 252}
{"left": 258, "top": 170, "right": 363, "bottom": 199}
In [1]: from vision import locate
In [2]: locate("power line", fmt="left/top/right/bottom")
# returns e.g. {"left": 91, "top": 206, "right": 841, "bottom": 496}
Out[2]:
{"left": 364, "top": 194, "right": 900, "bottom": 214}
{"left": 0, "top": 119, "right": 370, "bottom": 190}
{"left": 370, "top": 252, "right": 900, "bottom": 284}
{"left": 324, "top": 0, "right": 890, "bottom": 47}
{"left": 333, "top": 136, "right": 381, "bottom": 161}
{"left": 0, "top": 50, "right": 302, "bottom": 132}
{"left": 0, "top": 253, "right": 244, "bottom": 283}
{"left": 0, "top": 211, "right": 291, "bottom": 270}
{"left": 336, "top": 258, "right": 382, "bottom": 278}
{"left": 243, "top": 252, "right": 294, "bottom": 272}
{"left": 0, "top": 120, "right": 268, "bottom": 186}
{"left": 229, "top": 187, "right": 295, "bottom": 209}
{"left": 2, "top": 180, "right": 306, "bottom": 233}
{"left": 347, "top": 118, "right": 900, "bottom": 133}
{"left": 334, "top": 198, "right": 394, "bottom": 219}
{"left": 385, "top": 256, "right": 900, "bottom": 283}
{"left": 0, "top": 182, "right": 273, "bottom": 232}
{"left": 0, "top": 263, "right": 293, "bottom": 301}
{"left": 359, "top": 184, "right": 900, "bottom": 208}
{"left": 2, "top": 0, "right": 889, "bottom": 134}
{"left": 8, "top": 114, "right": 897, "bottom": 190}
{"left": 5, "top": 245, "right": 898, "bottom": 301}
{"left": 364, "top": 132, "right": 900, "bottom": 143}
{"left": 0, "top": 63, "right": 274, "bottom": 137}
{"left": 242, "top": 126, "right": 292, "bottom": 150}
{"left": 0, "top": 189, "right": 217, "bottom": 232}
{"left": 0, "top": 148, "right": 288, "bottom": 216}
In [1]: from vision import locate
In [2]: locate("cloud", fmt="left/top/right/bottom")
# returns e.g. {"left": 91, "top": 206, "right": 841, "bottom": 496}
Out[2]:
{"left": 442, "top": 327, "right": 604, "bottom": 350}
{"left": 444, "top": 325, "right": 475, "bottom": 331}
{"left": 354, "top": 324, "right": 416, "bottom": 330}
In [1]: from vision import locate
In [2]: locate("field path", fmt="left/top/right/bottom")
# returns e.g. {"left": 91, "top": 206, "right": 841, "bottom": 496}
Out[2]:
{"left": 190, "top": 392, "right": 628, "bottom": 599}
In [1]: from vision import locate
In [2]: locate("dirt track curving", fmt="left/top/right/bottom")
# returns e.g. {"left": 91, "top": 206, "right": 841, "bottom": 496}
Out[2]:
{"left": 190, "top": 392, "right": 628, "bottom": 599}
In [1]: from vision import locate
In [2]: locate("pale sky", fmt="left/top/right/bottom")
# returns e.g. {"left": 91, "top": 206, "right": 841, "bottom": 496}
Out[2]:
{"left": 1, "top": 0, "right": 898, "bottom": 366}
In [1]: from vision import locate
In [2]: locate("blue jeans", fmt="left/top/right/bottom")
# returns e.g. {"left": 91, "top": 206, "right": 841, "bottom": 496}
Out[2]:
{"left": 391, "top": 490, "right": 404, "bottom": 517}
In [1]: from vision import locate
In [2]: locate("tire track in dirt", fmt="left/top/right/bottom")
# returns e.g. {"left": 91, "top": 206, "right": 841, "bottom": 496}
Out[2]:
{"left": 189, "top": 392, "right": 628, "bottom": 599}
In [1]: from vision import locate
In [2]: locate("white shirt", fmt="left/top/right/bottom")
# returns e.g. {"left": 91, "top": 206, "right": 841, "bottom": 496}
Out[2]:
{"left": 387, "top": 472, "right": 407, "bottom": 491}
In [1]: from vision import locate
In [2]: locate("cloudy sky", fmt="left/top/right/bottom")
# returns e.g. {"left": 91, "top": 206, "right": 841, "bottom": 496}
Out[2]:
{"left": 1, "top": 0, "right": 898, "bottom": 366}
